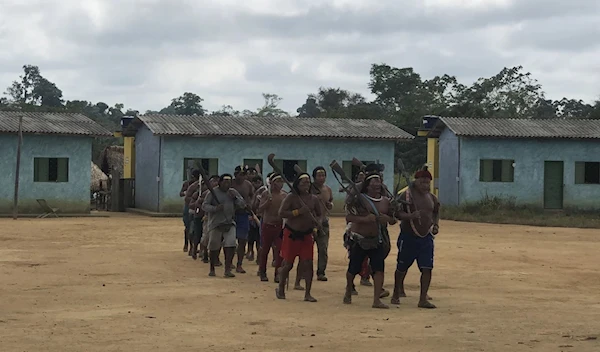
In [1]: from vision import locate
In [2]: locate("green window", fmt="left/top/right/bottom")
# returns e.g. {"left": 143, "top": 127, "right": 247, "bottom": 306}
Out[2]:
{"left": 183, "top": 158, "right": 218, "bottom": 181}
{"left": 575, "top": 162, "right": 600, "bottom": 184}
{"left": 268, "top": 159, "right": 307, "bottom": 181}
{"left": 479, "top": 159, "right": 514, "bottom": 182}
{"left": 34, "top": 158, "right": 69, "bottom": 182}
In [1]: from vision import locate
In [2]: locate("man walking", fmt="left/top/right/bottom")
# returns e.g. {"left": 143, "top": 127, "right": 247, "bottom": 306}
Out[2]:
{"left": 311, "top": 166, "right": 333, "bottom": 281}
{"left": 232, "top": 166, "right": 255, "bottom": 274}
{"left": 257, "top": 173, "right": 286, "bottom": 282}
{"left": 202, "top": 174, "right": 247, "bottom": 278}
{"left": 181, "top": 170, "right": 200, "bottom": 253}
{"left": 391, "top": 166, "right": 440, "bottom": 309}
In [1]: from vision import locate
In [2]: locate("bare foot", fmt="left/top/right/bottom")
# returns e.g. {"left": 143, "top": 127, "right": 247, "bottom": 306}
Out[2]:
{"left": 294, "top": 284, "right": 305, "bottom": 291}
{"left": 224, "top": 271, "right": 236, "bottom": 278}
{"left": 390, "top": 297, "right": 400, "bottom": 305}
{"left": 360, "top": 277, "right": 372, "bottom": 286}
{"left": 183, "top": 244, "right": 188, "bottom": 252}
{"left": 317, "top": 275, "right": 328, "bottom": 281}
{"left": 418, "top": 300, "right": 436, "bottom": 309}
{"left": 275, "top": 287, "right": 286, "bottom": 299}
{"left": 399, "top": 292, "right": 407, "bottom": 297}
{"left": 304, "top": 295, "right": 317, "bottom": 302}
{"left": 379, "top": 289, "right": 390, "bottom": 298}
{"left": 208, "top": 270, "right": 216, "bottom": 277}
{"left": 260, "top": 273, "right": 269, "bottom": 282}
{"left": 343, "top": 290, "right": 352, "bottom": 304}
{"left": 372, "top": 301, "right": 390, "bottom": 309}
{"left": 236, "top": 266, "right": 246, "bottom": 274}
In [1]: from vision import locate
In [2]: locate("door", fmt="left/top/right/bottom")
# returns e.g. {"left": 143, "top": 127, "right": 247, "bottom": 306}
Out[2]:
{"left": 544, "top": 161, "right": 564, "bottom": 209}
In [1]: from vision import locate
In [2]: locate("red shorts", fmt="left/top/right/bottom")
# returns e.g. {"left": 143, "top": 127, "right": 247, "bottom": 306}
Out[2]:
{"left": 280, "top": 227, "right": 314, "bottom": 262}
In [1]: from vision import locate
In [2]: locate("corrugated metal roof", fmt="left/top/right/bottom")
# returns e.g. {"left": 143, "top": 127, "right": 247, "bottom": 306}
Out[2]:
{"left": 124, "top": 114, "right": 414, "bottom": 141}
{"left": 428, "top": 117, "right": 600, "bottom": 139}
{"left": 0, "top": 111, "right": 112, "bottom": 137}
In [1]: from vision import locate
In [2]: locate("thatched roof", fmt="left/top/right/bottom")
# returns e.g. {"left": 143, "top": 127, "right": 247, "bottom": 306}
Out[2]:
{"left": 99, "top": 145, "right": 124, "bottom": 177}
{"left": 91, "top": 162, "right": 109, "bottom": 191}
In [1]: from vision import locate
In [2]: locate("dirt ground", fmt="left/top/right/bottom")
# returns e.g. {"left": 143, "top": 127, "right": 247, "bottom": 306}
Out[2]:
{"left": 1, "top": 214, "right": 599, "bottom": 352}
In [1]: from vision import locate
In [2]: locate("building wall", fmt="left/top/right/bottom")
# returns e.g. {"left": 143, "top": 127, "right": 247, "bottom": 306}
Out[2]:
{"left": 157, "top": 136, "right": 396, "bottom": 213}
{"left": 457, "top": 137, "right": 600, "bottom": 209}
{"left": 0, "top": 134, "right": 91, "bottom": 214}
{"left": 134, "top": 125, "right": 161, "bottom": 212}
{"left": 438, "top": 128, "right": 460, "bottom": 206}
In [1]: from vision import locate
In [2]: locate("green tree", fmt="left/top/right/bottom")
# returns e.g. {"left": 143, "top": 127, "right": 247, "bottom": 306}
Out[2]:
{"left": 210, "top": 105, "right": 240, "bottom": 117}
{"left": 256, "top": 93, "right": 289, "bottom": 118}
{"left": 296, "top": 97, "right": 321, "bottom": 118}
{"left": 166, "top": 92, "right": 205, "bottom": 115}
{"left": 4, "top": 65, "right": 64, "bottom": 110}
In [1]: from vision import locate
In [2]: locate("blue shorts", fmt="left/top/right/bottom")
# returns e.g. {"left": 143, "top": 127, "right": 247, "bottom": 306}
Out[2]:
{"left": 235, "top": 212, "right": 250, "bottom": 239}
{"left": 396, "top": 231, "right": 434, "bottom": 272}
{"left": 183, "top": 205, "right": 191, "bottom": 228}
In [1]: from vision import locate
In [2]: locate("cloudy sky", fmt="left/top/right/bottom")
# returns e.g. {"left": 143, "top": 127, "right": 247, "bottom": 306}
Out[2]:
{"left": 1, "top": 0, "right": 599, "bottom": 113}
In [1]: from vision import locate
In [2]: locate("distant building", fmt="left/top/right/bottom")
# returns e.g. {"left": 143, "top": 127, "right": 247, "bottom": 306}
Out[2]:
{"left": 426, "top": 117, "right": 600, "bottom": 210}
{"left": 0, "top": 111, "right": 112, "bottom": 214}
{"left": 122, "top": 114, "right": 413, "bottom": 213}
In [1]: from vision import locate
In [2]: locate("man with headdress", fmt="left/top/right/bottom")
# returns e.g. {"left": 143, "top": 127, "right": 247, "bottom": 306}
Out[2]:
{"left": 202, "top": 174, "right": 247, "bottom": 278}
{"left": 276, "top": 172, "right": 322, "bottom": 302}
{"left": 196, "top": 175, "right": 220, "bottom": 263}
{"left": 232, "top": 165, "right": 255, "bottom": 274}
{"left": 310, "top": 166, "right": 333, "bottom": 281}
{"left": 186, "top": 173, "right": 203, "bottom": 259}
{"left": 180, "top": 169, "right": 200, "bottom": 253}
{"left": 391, "top": 166, "right": 440, "bottom": 309}
{"left": 245, "top": 174, "right": 264, "bottom": 262}
{"left": 343, "top": 171, "right": 395, "bottom": 309}
{"left": 256, "top": 173, "right": 286, "bottom": 282}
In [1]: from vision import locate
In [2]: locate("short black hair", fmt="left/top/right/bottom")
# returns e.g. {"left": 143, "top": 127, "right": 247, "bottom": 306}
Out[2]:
{"left": 312, "top": 166, "right": 326, "bottom": 178}
{"left": 209, "top": 174, "right": 219, "bottom": 181}
{"left": 219, "top": 173, "right": 233, "bottom": 183}
{"left": 191, "top": 169, "right": 200, "bottom": 178}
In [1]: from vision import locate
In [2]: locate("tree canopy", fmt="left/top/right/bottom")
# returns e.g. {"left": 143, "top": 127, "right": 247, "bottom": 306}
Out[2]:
{"left": 2, "top": 64, "right": 598, "bottom": 171}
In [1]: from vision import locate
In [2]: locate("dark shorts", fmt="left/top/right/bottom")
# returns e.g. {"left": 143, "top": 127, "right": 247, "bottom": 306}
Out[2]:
{"left": 235, "top": 212, "right": 250, "bottom": 239}
{"left": 348, "top": 241, "right": 385, "bottom": 275}
{"left": 248, "top": 223, "right": 260, "bottom": 243}
{"left": 396, "top": 231, "right": 434, "bottom": 272}
{"left": 193, "top": 217, "right": 203, "bottom": 242}
{"left": 183, "top": 205, "right": 191, "bottom": 228}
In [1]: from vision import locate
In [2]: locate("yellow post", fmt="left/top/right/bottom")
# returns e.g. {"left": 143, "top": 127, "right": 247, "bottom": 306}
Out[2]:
{"left": 427, "top": 138, "right": 439, "bottom": 197}
{"left": 123, "top": 137, "right": 135, "bottom": 178}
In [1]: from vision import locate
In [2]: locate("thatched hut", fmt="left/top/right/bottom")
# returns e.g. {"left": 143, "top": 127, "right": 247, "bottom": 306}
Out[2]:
{"left": 91, "top": 162, "right": 109, "bottom": 192}
{"left": 99, "top": 145, "right": 124, "bottom": 178}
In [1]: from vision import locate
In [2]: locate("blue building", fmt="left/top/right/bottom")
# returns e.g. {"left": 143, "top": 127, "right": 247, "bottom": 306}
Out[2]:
{"left": 427, "top": 117, "right": 600, "bottom": 210}
{"left": 0, "top": 111, "right": 112, "bottom": 214}
{"left": 122, "top": 114, "right": 413, "bottom": 214}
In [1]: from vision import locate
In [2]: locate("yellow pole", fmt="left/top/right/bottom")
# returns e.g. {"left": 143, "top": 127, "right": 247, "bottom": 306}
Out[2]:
{"left": 123, "top": 137, "right": 135, "bottom": 178}
{"left": 427, "top": 138, "right": 439, "bottom": 197}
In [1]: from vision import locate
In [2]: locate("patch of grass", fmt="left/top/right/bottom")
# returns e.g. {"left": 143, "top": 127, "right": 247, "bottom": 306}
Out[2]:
{"left": 442, "top": 195, "right": 600, "bottom": 229}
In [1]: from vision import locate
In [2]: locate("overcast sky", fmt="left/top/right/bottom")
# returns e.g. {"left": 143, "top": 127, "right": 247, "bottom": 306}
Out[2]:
{"left": 1, "top": 0, "right": 599, "bottom": 113}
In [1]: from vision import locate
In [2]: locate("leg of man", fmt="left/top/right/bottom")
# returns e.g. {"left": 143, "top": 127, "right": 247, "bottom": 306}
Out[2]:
{"left": 360, "top": 257, "right": 372, "bottom": 286}
{"left": 191, "top": 218, "right": 202, "bottom": 260}
{"left": 368, "top": 246, "right": 388, "bottom": 309}
{"left": 344, "top": 243, "right": 368, "bottom": 305}
{"left": 207, "top": 228, "right": 223, "bottom": 277}
{"left": 259, "top": 223, "right": 277, "bottom": 281}
{"left": 315, "top": 222, "right": 330, "bottom": 281}
{"left": 183, "top": 206, "right": 190, "bottom": 252}
{"left": 294, "top": 264, "right": 304, "bottom": 290}
{"left": 222, "top": 226, "right": 238, "bottom": 278}
{"left": 391, "top": 232, "right": 417, "bottom": 305}
{"left": 416, "top": 234, "right": 436, "bottom": 309}
{"left": 235, "top": 213, "right": 250, "bottom": 273}
{"left": 276, "top": 228, "right": 297, "bottom": 299}
{"left": 299, "top": 235, "right": 317, "bottom": 302}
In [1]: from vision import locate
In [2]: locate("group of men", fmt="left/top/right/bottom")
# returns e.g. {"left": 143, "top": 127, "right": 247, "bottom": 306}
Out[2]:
{"left": 179, "top": 160, "right": 440, "bottom": 309}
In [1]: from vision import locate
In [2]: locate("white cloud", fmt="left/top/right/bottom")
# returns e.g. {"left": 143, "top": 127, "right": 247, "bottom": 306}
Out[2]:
{"left": 0, "top": 0, "right": 598, "bottom": 113}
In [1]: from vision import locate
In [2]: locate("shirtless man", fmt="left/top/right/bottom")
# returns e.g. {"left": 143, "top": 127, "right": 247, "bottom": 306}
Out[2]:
{"left": 198, "top": 175, "right": 221, "bottom": 264}
{"left": 257, "top": 173, "right": 286, "bottom": 282}
{"left": 202, "top": 174, "right": 246, "bottom": 277}
{"left": 276, "top": 173, "right": 321, "bottom": 302}
{"left": 391, "top": 166, "right": 440, "bottom": 309}
{"left": 311, "top": 166, "right": 333, "bottom": 281}
{"left": 181, "top": 170, "right": 200, "bottom": 253}
{"left": 343, "top": 172, "right": 395, "bottom": 309}
{"left": 186, "top": 176, "right": 203, "bottom": 259}
{"left": 232, "top": 166, "right": 255, "bottom": 274}
{"left": 246, "top": 175, "right": 264, "bottom": 261}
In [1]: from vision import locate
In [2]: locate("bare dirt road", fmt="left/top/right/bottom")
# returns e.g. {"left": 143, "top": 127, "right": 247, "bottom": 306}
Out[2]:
{"left": 1, "top": 214, "right": 599, "bottom": 352}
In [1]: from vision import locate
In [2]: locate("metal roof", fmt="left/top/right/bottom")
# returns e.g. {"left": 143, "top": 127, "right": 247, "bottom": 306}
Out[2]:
{"left": 427, "top": 116, "right": 600, "bottom": 139}
{"left": 0, "top": 111, "right": 112, "bottom": 137}
{"left": 123, "top": 114, "right": 414, "bottom": 141}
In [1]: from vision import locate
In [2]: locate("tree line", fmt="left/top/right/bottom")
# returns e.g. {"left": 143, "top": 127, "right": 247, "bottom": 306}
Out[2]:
{"left": 2, "top": 64, "right": 599, "bottom": 170}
